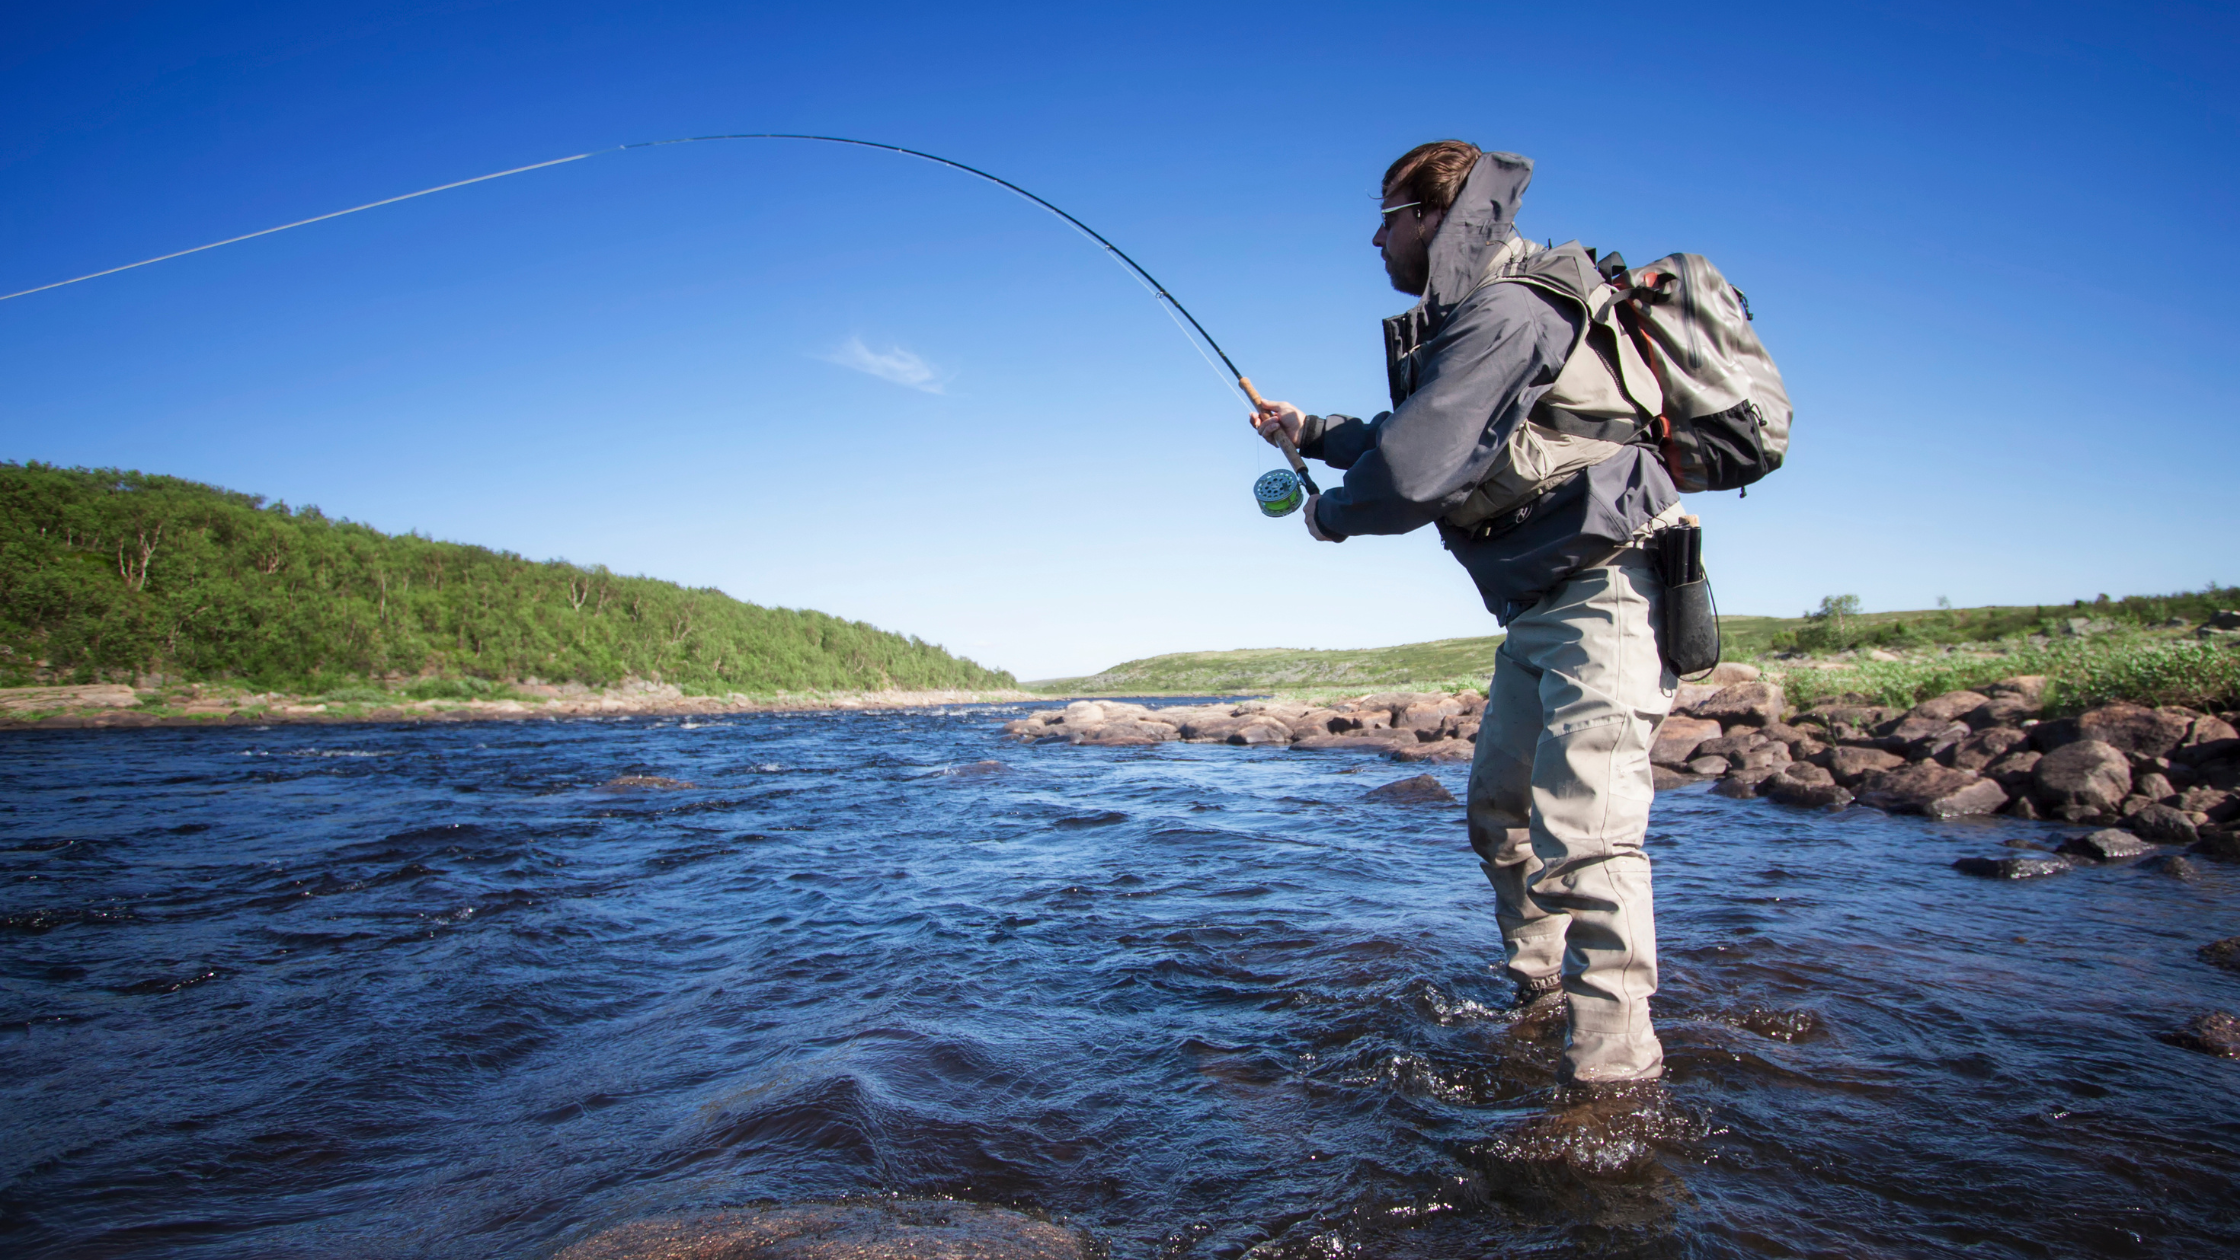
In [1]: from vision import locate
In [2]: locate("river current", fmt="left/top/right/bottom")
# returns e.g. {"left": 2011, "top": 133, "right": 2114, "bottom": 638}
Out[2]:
{"left": 3, "top": 706, "right": 2236, "bottom": 1258}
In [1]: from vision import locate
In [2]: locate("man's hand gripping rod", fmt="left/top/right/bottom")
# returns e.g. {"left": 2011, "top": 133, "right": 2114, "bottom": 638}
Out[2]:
{"left": 1240, "top": 377, "right": 1320, "bottom": 518}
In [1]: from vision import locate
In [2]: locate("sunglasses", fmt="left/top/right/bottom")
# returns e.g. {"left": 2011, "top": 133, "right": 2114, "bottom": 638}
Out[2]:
{"left": 1378, "top": 200, "right": 1424, "bottom": 222}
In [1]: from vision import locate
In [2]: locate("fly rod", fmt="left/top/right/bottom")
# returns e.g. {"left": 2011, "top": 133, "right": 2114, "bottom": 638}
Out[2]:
{"left": 1, "top": 133, "right": 1321, "bottom": 513}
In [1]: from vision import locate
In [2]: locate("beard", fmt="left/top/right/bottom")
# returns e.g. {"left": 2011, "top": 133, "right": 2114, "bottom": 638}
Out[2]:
{"left": 1384, "top": 247, "right": 1429, "bottom": 297}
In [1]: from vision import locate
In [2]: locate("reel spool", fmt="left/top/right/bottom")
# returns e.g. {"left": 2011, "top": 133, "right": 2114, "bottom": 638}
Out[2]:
{"left": 1253, "top": 468, "right": 1305, "bottom": 517}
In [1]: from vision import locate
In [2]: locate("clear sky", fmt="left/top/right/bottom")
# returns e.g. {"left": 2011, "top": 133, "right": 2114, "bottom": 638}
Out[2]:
{"left": 5, "top": 1, "right": 2235, "bottom": 681}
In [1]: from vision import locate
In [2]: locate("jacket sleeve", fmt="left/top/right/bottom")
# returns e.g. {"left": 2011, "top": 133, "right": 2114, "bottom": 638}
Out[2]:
{"left": 1312, "top": 283, "right": 1580, "bottom": 539}
{"left": 1299, "top": 412, "right": 1384, "bottom": 469}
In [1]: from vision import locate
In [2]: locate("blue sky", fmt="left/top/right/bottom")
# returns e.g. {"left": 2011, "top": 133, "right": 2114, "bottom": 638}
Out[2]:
{"left": 4, "top": 1, "right": 2234, "bottom": 680}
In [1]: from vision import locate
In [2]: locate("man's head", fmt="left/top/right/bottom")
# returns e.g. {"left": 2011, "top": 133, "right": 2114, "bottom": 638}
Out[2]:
{"left": 1373, "top": 140, "right": 1481, "bottom": 296}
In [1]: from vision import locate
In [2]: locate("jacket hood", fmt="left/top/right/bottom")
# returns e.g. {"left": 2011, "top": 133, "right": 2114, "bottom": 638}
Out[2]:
{"left": 1423, "top": 151, "right": 1534, "bottom": 315}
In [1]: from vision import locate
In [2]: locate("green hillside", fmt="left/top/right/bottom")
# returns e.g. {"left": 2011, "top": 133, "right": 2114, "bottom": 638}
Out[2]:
{"left": 1033, "top": 636, "right": 1512, "bottom": 695}
{"left": 0, "top": 463, "right": 1015, "bottom": 695}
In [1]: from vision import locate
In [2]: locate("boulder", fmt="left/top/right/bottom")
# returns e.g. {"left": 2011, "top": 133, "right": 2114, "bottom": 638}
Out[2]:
{"left": 1225, "top": 717, "right": 1293, "bottom": 747}
{"left": 1907, "top": 690, "right": 1992, "bottom": 725}
{"left": 2125, "top": 801, "right": 2199, "bottom": 846}
{"left": 1705, "top": 661, "right": 1762, "bottom": 686}
{"left": 2031, "top": 740, "right": 2133, "bottom": 815}
{"left": 1692, "top": 682, "right": 1786, "bottom": 728}
{"left": 1650, "top": 716, "right": 1723, "bottom": 767}
{"left": 1063, "top": 700, "right": 1110, "bottom": 726}
{"left": 1983, "top": 675, "right": 2049, "bottom": 705}
{"left": 1072, "top": 720, "right": 1178, "bottom": 747}
{"left": 1391, "top": 738, "right": 1474, "bottom": 764}
{"left": 1698, "top": 732, "right": 1766, "bottom": 760}
{"left": 2075, "top": 703, "right": 2192, "bottom": 758}
{"left": 1329, "top": 709, "right": 1392, "bottom": 733}
{"left": 1965, "top": 694, "right": 2038, "bottom": 729}
{"left": 2173, "top": 715, "right": 2240, "bottom": 767}
{"left": 1451, "top": 719, "right": 1481, "bottom": 743}
{"left": 2058, "top": 829, "right": 2152, "bottom": 861}
{"left": 1651, "top": 765, "right": 1699, "bottom": 793}
{"left": 2178, "top": 786, "right": 2237, "bottom": 821}
{"left": 1759, "top": 722, "right": 1817, "bottom": 750}
{"left": 1712, "top": 765, "right": 1785, "bottom": 798}
{"left": 1857, "top": 763, "right": 2006, "bottom": 817}
{"left": 2192, "top": 829, "right": 2240, "bottom": 862}
{"left": 1953, "top": 854, "right": 2072, "bottom": 879}
{"left": 2161, "top": 1011, "right": 2240, "bottom": 1060}
{"left": 1396, "top": 698, "right": 1464, "bottom": 735}
{"left": 1177, "top": 714, "right": 1252, "bottom": 741}
{"left": 1765, "top": 778, "right": 1855, "bottom": 809}
{"left": 2197, "top": 936, "right": 2240, "bottom": 972}
{"left": 1687, "top": 755, "right": 1731, "bottom": 777}
{"left": 1798, "top": 703, "right": 1897, "bottom": 739}
{"left": 1002, "top": 718, "right": 1050, "bottom": 738}
{"left": 1365, "top": 774, "right": 1457, "bottom": 805}
{"left": 2029, "top": 717, "right": 2082, "bottom": 752}
{"left": 1983, "top": 749, "right": 2043, "bottom": 790}
{"left": 1291, "top": 732, "right": 1419, "bottom": 753}
{"left": 1456, "top": 691, "right": 1488, "bottom": 716}
{"left": 2133, "top": 771, "right": 2177, "bottom": 803}
{"left": 2139, "top": 853, "right": 2198, "bottom": 879}
{"left": 1285, "top": 708, "right": 1348, "bottom": 739}
{"left": 1948, "top": 727, "right": 2030, "bottom": 772}
{"left": 1672, "top": 682, "right": 1725, "bottom": 714}
{"left": 1825, "top": 746, "right": 1906, "bottom": 786}
{"left": 1737, "top": 741, "right": 1794, "bottom": 772}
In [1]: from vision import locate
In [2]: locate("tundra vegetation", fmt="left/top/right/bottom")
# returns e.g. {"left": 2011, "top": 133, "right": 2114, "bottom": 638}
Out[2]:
{"left": 0, "top": 463, "right": 1014, "bottom": 697}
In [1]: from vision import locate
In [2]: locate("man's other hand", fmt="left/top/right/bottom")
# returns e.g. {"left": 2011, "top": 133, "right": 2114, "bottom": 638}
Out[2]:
{"left": 1303, "top": 494, "right": 1341, "bottom": 542}
{"left": 1250, "top": 399, "right": 1306, "bottom": 448}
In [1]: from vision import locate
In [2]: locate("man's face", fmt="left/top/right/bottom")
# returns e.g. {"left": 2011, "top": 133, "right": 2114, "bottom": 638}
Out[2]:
{"left": 1372, "top": 190, "right": 1446, "bottom": 297}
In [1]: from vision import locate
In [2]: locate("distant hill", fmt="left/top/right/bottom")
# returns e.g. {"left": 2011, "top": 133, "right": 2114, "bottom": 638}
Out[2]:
{"left": 0, "top": 462, "right": 1015, "bottom": 694}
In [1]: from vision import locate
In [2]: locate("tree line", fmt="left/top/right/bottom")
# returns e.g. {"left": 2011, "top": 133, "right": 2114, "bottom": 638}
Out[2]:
{"left": 0, "top": 463, "right": 1015, "bottom": 694}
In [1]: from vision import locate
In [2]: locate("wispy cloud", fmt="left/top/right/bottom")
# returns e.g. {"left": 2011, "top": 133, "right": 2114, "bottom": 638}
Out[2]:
{"left": 819, "top": 336, "right": 948, "bottom": 393}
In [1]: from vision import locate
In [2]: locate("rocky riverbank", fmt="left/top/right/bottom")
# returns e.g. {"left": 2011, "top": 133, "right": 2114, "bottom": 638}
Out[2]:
{"left": 0, "top": 680, "right": 1036, "bottom": 730}
{"left": 1000, "top": 666, "right": 2240, "bottom": 867}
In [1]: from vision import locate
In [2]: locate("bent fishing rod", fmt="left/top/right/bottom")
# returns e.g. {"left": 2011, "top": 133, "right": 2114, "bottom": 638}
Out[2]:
{"left": 2, "top": 133, "right": 1321, "bottom": 514}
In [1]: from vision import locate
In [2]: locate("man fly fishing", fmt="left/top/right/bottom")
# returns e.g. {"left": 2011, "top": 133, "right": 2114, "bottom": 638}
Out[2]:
{"left": 1252, "top": 142, "right": 1716, "bottom": 1085}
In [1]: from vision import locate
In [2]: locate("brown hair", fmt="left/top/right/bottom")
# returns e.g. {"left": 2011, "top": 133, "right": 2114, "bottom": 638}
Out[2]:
{"left": 1382, "top": 140, "right": 1481, "bottom": 213}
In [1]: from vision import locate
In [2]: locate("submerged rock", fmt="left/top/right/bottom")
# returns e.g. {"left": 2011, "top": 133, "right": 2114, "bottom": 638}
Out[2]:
{"left": 2126, "top": 801, "right": 2199, "bottom": 846}
{"left": 2200, "top": 937, "right": 2240, "bottom": 973}
{"left": 2160, "top": 1011, "right": 2240, "bottom": 1060}
{"left": 2058, "top": 829, "right": 2151, "bottom": 860}
{"left": 1953, "top": 854, "right": 2072, "bottom": 879}
{"left": 600, "top": 775, "right": 698, "bottom": 791}
{"left": 2139, "top": 853, "right": 2198, "bottom": 879}
{"left": 1365, "top": 774, "right": 1456, "bottom": 805}
{"left": 557, "top": 1200, "right": 1096, "bottom": 1260}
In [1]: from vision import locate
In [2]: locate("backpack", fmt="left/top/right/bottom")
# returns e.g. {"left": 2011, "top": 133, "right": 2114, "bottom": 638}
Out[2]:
{"left": 1611, "top": 251, "right": 1792, "bottom": 495}
{"left": 1387, "top": 242, "right": 1790, "bottom": 535}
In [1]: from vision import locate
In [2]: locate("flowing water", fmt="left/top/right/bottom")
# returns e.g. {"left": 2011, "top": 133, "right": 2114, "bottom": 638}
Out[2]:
{"left": 3, "top": 706, "right": 2236, "bottom": 1258}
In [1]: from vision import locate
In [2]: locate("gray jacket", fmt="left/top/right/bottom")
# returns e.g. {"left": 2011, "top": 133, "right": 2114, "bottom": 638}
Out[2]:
{"left": 1299, "top": 151, "right": 1676, "bottom": 623}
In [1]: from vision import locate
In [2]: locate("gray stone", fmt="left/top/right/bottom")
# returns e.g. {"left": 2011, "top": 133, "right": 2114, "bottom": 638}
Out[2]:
{"left": 1692, "top": 681, "right": 1786, "bottom": 728}
{"left": 1984, "top": 749, "right": 2043, "bottom": 789}
{"left": 2058, "top": 829, "right": 2152, "bottom": 861}
{"left": 2191, "top": 830, "right": 2240, "bottom": 862}
{"left": 1965, "top": 694, "right": 2039, "bottom": 729}
{"left": 1906, "top": 690, "right": 1992, "bottom": 725}
{"left": 1687, "top": 755, "right": 1731, "bottom": 777}
{"left": 555, "top": 1200, "right": 1097, "bottom": 1260}
{"left": 1953, "top": 854, "right": 2072, "bottom": 879}
{"left": 1390, "top": 738, "right": 1474, "bottom": 764}
{"left": 2031, "top": 740, "right": 2133, "bottom": 814}
{"left": 1948, "top": 727, "right": 2030, "bottom": 772}
{"left": 2134, "top": 771, "right": 2177, "bottom": 802}
{"left": 2127, "top": 801, "right": 2200, "bottom": 846}
{"left": 1365, "top": 774, "right": 1457, "bottom": 805}
{"left": 1651, "top": 715, "right": 1724, "bottom": 767}
{"left": 1651, "top": 765, "right": 1699, "bottom": 793}
{"left": 1857, "top": 763, "right": 1994, "bottom": 816}
{"left": 1927, "top": 778, "right": 2010, "bottom": 819}
{"left": 2139, "top": 853, "right": 2197, "bottom": 878}
{"left": 1825, "top": 745, "right": 1906, "bottom": 786}
{"left": 2075, "top": 703, "right": 2193, "bottom": 758}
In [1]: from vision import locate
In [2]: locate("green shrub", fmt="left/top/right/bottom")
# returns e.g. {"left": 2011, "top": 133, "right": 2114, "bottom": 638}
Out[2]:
{"left": 1771, "top": 634, "right": 2240, "bottom": 715}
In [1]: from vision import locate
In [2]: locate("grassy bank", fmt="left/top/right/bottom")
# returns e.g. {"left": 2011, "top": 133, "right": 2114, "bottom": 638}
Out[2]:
{"left": 0, "top": 463, "right": 1015, "bottom": 695}
{"left": 1037, "top": 588, "right": 2240, "bottom": 716}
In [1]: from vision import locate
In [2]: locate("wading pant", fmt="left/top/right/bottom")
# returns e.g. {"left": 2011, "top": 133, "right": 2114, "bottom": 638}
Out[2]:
{"left": 1467, "top": 554, "right": 1675, "bottom": 1082}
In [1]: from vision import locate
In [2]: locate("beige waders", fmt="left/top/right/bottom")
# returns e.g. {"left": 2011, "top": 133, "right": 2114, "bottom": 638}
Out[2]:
{"left": 1467, "top": 551, "right": 1675, "bottom": 1082}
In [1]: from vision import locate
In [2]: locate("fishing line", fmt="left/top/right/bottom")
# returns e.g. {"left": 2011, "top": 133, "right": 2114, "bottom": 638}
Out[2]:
{"left": 3, "top": 132, "right": 1320, "bottom": 499}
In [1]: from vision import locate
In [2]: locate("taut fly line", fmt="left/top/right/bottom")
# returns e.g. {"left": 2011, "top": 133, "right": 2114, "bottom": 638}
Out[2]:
{"left": 5, "top": 133, "right": 1322, "bottom": 502}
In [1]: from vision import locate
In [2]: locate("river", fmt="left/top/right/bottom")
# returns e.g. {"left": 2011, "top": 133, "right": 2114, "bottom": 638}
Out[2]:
{"left": 3, "top": 706, "right": 2235, "bottom": 1257}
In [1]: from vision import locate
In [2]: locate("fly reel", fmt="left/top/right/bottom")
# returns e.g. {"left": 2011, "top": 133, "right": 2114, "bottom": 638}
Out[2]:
{"left": 1253, "top": 468, "right": 1305, "bottom": 517}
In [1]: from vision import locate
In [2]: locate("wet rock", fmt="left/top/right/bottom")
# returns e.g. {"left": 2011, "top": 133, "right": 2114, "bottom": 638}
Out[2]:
{"left": 2031, "top": 740, "right": 2132, "bottom": 815}
{"left": 600, "top": 775, "right": 698, "bottom": 791}
{"left": 2199, "top": 936, "right": 2240, "bottom": 972}
{"left": 1650, "top": 716, "right": 1724, "bottom": 767}
{"left": 1328, "top": 709, "right": 1392, "bottom": 733}
{"left": 1365, "top": 773, "right": 1456, "bottom": 805}
{"left": 2160, "top": 1011, "right": 2240, "bottom": 1060}
{"left": 1953, "top": 854, "right": 2072, "bottom": 879}
{"left": 1651, "top": 766, "right": 1700, "bottom": 792}
{"left": 2173, "top": 715, "right": 2240, "bottom": 767}
{"left": 1692, "top": 681, "right": 1786, "bottom": 728}
{"left": 1687, "top": 755, "right": 1730, "bottom": 777}
{"left": 1292, "top": 731, "right": 1418, "bottom": 753}
{"left": 1774, "top": 761, "right": 1835, "bottom": 787}
{"left": 556, "top": 1200, "right": 1097, "bottom": 1260}
{"left": 1712, "top": 767, "right": 1781, "bottom": 799}
{"left": 1396, "top": 697, "right": 1464, "bottom": 735}
{"left": 2188, "top": 829, "right": 2240, "bottom": 862}
{"left": 1071, "top": 720, "right": 1178, "bottom": 747}
{"left": 1284, "top": 708, "right": 1348, "bottom": 739}
{"left": 2057, "top": 829, "right": 2152, "bottom": 861}
{"left": 1737, "top": 741, "right": 1794, "bottom": 772}
{"left": 1001, "top": 718, "right": 1050, "bottom": 739}
{"left": 2126, "top": 801, "right": 2199, "bottom": 846}
{"left": 2139, "top": 853, "right": 2198, "bottom": 878}
{"left": 1947, "top": 727, "right": 2030, "bottom": 772}
{"left": 1697, "top": 732, "right": 1765, "bottom": 761}
{"left": 2004, "top": 794, "right": 2043, "bottom": 820}
{"left": 2076, "top": 703, "right": 2192, "bottom": 759}
{"left": 1391, "top": 738, "right": 1474, "bottom": 763}
{"left": 1984, "top": 749, "right": 2043, "bottom": 790}
{"left": 1857, "top": 763, "right": 2004, "bottom": 817}
{"left": 1763, "top": 768, "right": 1854, "bottom": 809}
{"left": 943, "top": 760, "right": 1008, "bottom": 777}
{"left": 1825, "top": 746, "right": 1906, "bottom": 786}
